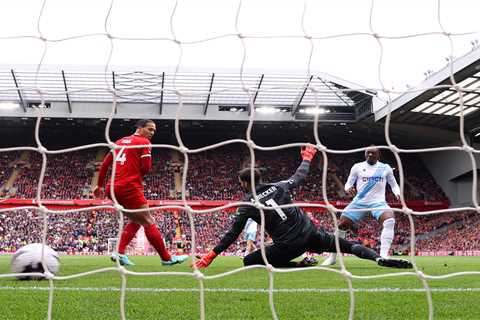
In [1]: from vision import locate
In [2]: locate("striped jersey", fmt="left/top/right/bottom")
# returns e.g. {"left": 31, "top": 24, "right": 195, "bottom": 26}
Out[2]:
{"left": 344, "top": 161, "right": 400, "bottom": 204}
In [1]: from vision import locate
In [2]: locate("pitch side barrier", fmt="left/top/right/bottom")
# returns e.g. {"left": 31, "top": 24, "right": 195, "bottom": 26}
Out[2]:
{"left": 0, "top": 199, "right": 450, "bottom": 212}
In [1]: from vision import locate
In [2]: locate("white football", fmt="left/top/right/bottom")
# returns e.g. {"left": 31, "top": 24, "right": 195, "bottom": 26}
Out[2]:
{"left": 10, "top": 243, "right": 60, "bottom": 280}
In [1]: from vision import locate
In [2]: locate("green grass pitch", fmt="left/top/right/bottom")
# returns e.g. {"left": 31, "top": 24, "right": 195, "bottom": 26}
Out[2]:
{"left": 0, "top": 255, "right": 479, "bottom": 319}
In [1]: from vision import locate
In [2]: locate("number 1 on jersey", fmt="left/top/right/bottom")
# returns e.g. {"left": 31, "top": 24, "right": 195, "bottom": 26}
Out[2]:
{"left": 115, "top": 147, "right": 127, "bottom": 165}
{"left": 265, "top": 198, "right": 287, "bottom": 221}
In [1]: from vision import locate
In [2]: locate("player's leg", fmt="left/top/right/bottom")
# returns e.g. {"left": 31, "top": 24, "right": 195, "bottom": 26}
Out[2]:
{"left": 308, "top": 229, "right": 412, "bottom": 269}
{"left": 321, "top": 211, "right": 358, "bottom": 266}
{"left": 117, "top": 219, "right": 141, "bottom": 254}
{"left": 136, "top": 206, "right": 188, "bottom": 265}
{"left": 127, "top": 204, "right": 171, "bottom": 262}
{"left": 119, "top": 189, "right": 187, "bottom": 265}
{"left": 109, "top": 186, "right": 140, "bottom": 266}
{"left": 373, "top": 205, "right": 395, "bottom": 258}
{"left": 244, "top": 233, "right": 257, "bottom": 257}
{"left": 243, "top": 243, "right": 306, "bottom": 268}
{"left": 310, "top": 229, "right": 376, "bottom": 260}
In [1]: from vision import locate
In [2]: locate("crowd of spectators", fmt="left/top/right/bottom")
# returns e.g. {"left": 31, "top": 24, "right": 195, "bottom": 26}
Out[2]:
{"left": 414, "top": 211, "right": 480, "bottom": 251}
{"left": 182, "top": 148, "right": 448, "bottom": 202}
{"left": 143, "top": 151, "right": 176, "bottom": 200}
{"left": 0, "top": 147, "right": 448, "bottom": 202}
{"left": 0, "top": 147, "right": 469, "bottom": 254}
{"left": 0, "top": 209, "right": 110, "bottom": 253}
{"left": 1, "top": 206, "right": 478, "bottom": 254}
{"left": 176, "top": 210, "right": 238, "bottom": 254}
{"left": 186, "top": 146, "right": 245, "bottom": 201}
{"left": 9, "top": 150, "right": 96, "bottom": 199}
{"left": 0, "top": 152, "right": 19, "bottom": 196}
{"left": 0, "top": 209, "right": 179, "bottom": 254}
{"left": 306, "top": 210, "right": 479, "bottom": 252}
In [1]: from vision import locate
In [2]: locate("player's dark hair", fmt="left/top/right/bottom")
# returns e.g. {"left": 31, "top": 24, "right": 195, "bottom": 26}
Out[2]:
{"left": 365, "top": 144, "right": 380, "bottom": 156}
{"left": 136, "top": 119, "right": 155, "bottom": 128}
{"left": 238, "top": 167, "right": 261, "bottom": 184}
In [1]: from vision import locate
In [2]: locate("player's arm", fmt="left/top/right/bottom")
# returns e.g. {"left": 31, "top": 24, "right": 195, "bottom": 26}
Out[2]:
{"left": 283, "top": 146, "right": 317, "bottom": 189}
{"left": 386, "top": 165, "right": 401, "bottom": 200}
{"left": 93, "top": 152, "right": 113, "bottom": 198}
{"left": 344, "top": 164, "right": 358, "bottom": 197}
{"left": 194, "top": 207, "right": 250, "bottom": 268}
{"left": 139, "top": 143, "right": 152, "bottom": 175}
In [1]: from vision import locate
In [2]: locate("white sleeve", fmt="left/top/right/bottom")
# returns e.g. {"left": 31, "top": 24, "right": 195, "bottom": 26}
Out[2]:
{"left": 386, "top": 165, "right": 401, "bottom": 197}
{"left": 344, "top": 164, "right": 358, "bottom": 191}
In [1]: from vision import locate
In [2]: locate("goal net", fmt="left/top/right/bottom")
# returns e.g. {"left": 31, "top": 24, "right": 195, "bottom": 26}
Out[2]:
{"left": 1, "top": 1, "right": 479, "bottom": 319}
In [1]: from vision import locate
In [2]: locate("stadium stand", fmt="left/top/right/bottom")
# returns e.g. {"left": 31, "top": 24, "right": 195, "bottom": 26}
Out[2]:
{"left": 0, "top": 144, "right": 468, "bottom": 254}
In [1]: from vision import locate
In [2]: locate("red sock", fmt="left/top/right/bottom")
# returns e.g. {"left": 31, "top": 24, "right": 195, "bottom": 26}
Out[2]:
{"left": 144, "top": 224, "right": 171, "bottom": 261}
{"left": 118, "top": 222, "right": 141, "bottom": 254}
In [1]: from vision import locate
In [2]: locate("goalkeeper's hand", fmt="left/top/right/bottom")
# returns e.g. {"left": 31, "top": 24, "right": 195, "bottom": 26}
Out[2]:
{"left": 301, "top": 146, "right": 317, "bottom": 161}
{"left": 193, "top": 251, "right": 217, "bottom": 269}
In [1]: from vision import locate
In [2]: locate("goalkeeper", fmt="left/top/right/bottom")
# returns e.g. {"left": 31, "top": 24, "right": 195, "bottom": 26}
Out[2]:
{"left": 195, "top": 146, "right": 412, "bottom": 269}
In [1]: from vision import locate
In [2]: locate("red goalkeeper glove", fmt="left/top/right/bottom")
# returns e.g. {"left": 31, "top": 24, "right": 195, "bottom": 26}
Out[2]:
{"left": 194, "top": 251, "right": 218, "bottom": 269}
{"left": 301, "top": 146, "right": 317, "bottom": 161}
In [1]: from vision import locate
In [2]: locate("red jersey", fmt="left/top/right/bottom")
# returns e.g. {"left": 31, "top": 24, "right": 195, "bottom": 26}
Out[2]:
{"left": 98, "top": 134, "right": 152, "bottom": 190}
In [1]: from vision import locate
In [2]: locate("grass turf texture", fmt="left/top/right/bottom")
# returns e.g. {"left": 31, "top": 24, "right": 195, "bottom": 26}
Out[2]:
{"left": 0, "top": 255, "right": 479, "bottom": 319}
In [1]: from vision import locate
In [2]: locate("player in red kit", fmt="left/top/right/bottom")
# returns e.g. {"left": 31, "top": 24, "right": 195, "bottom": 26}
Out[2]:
{"left": 93, "top": 119, "right": 188, "bottom": 266}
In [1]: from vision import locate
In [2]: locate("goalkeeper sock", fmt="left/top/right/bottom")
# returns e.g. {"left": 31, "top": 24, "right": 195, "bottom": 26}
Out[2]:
{"left": 380, "top": 218, "right": 395, "bottom": 258}
{"left": 144, "top": 224, "right": 171, "bottom": 261}
{"left": 351, "top": 244, "right": 379, "bottom": 261}
{"left": 322, "top": 229, "right": 347, "bottom": 266}
{"left": 118, "top": 222, "right": 141, "bottom": 254}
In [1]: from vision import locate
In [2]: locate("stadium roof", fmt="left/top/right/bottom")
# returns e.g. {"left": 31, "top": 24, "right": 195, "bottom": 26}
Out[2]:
{"left": 375, "top": 45, "right": 480, "bottom": 133}
{"left": 0, "top": 66, "right": 376, "bottom": 122}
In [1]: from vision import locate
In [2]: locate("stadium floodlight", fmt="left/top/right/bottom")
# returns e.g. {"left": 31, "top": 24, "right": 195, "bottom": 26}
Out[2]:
{"left": 256, "top": 106, "right": 278, "bottom": 114}
{"left": 0, "top": 102, "right": 20, "bottom": 110}
{"left": 298, "top": 107, "right": 330, "bottom": 114}
{"left": 306, "top": 107, "right": 327, "bottom": 115}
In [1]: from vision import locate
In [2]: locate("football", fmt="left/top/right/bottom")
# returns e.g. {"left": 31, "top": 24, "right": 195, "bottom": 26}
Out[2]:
{"left": 10, "top": 243, "right": 60, "bottom": 280}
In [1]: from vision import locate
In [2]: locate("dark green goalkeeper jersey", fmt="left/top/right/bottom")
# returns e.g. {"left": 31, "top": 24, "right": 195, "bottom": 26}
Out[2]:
{"left": 213, "top": 160, "right": 316, "bottom": 255}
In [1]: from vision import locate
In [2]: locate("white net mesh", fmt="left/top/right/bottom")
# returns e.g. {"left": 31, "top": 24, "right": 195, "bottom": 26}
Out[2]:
{"left": 1, "top": 1, "right": 480, "bottom": 319}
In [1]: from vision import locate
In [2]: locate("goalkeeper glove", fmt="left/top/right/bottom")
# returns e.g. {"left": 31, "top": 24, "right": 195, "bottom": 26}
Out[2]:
{"left": 301, "top": 146, "right": 317, "bottom": 161}
{"left": 194, "top": 251, "right": 218, "bottom": 269}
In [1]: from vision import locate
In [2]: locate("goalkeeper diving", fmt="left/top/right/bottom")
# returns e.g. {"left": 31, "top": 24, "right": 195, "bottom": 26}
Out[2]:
{"left": 194, "top": 146, "right": 412, "bottom": 269}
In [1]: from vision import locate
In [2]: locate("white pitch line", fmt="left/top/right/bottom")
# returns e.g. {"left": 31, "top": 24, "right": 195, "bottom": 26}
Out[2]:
{"left": 0, "top": 286, "right": 479, "bottom": 293}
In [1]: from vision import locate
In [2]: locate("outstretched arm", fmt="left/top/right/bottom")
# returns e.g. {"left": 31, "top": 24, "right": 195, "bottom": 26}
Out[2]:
{"left": 283, "top": 146, "right": 317, "bottom": 189}
{"left": 194, "top": 207, "right": 249, "bottom": 268}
